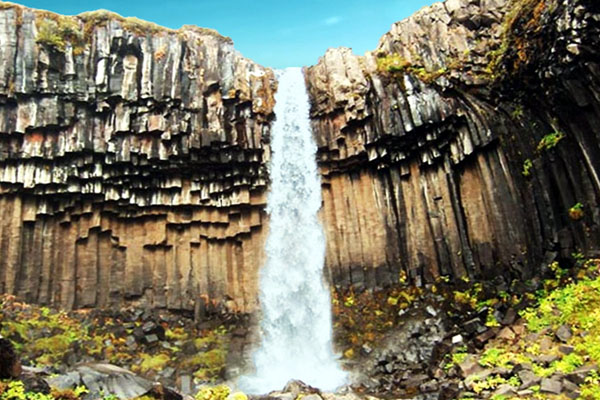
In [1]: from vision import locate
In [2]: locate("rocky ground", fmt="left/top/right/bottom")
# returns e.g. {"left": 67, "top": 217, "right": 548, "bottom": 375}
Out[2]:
{"left": 2, "top": 257, "right": 600, "bottom": 400}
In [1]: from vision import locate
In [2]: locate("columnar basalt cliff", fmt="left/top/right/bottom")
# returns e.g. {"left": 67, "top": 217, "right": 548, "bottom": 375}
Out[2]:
{"left": 0, "top": 3, "right": 276, "bottom": 312}
{"left": 306, "top": 0, "right": 600, "bottom": 288}
{"left": 0, "top": 0, "right": 599, "bottom": 313}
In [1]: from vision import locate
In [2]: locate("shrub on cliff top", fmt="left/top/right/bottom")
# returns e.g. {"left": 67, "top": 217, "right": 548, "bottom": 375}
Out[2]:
{"left": 35, "top": 16, "right": 83, "bottom": 54}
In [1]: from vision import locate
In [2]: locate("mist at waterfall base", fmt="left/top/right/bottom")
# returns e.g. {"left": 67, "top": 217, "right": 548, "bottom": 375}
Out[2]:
{"left": 238, "top": 68, "right": 347, "bottom": 394}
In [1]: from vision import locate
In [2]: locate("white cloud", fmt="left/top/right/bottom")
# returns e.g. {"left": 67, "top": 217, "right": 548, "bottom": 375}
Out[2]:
{"left": 323, "top": 16, "right": 342, "bottom": 26}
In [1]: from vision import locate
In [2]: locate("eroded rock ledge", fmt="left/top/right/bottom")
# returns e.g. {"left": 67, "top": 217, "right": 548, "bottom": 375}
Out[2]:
{"left": 0, "top": 3, "right": 276, "bottom": 312}
{"left": 306, "top": 0, "right": 600, "bottom": 289}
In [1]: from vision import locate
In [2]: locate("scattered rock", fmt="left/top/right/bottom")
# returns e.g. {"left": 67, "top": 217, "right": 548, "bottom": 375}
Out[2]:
{"left": 425, "top": 305, "right": 438, "bottom": 317}
{"left": 566, "top": 364, "right": 599, "bottom": 384}
{"left": 180, "top": 375, "right": 192, "bottom": 395}
{"left": 562, "top": 379, "right": 580, "bottom": 399}
{"left": 475, "top": 328, "right": 498, "bottom": 347}
{"left": 142, "top": 321, "right": 166, "bottom": 341}
{"left": 459, "top": 356, "right": 485, "bottom": 378}
{"left": 419, "top": 380, "right": 439, "bottom": 392}
{"left": 48, "top": 363, "right": 154, "bottom": 400}
{"left": 21, "top": 374, "right": 51, "bottom": 394}
{"left": 301, "top": 395, "right": 322, "bottom": 400}
{"left": 517, "top": 389, "right": 534, "bottom": 396}
{"left": 556, "top": 325, "right": 573, "bottom": 343}
{"left": 539, "top": 336, "right": 554, "bottom": 352}
{"left": 540, "top": 378, "right": 563, "bottom": 394}
{"left": 452, "top": 334, "right": 464, "bottom": 344}
{"left": 559, "top": 344, "right": 575, "bottom": 355}
{"left": 518, "top": 370, "right": 541, "bottom": 389}
{"left": 282, "top": 380, "right": 319, "bottom": 399}
{"left": 494, "top": 384, "right": 517, "bottom": 396}
{"left": 501, "top": 309, "right": 517, "bottom": 326}
{"left": 537, "top": 354, "right": 559, "bottom": 365}
{"left": 463, "top": 318, "right": 484, "bottom": 334}
{"left": 497, "top": 327, "right": 516, "bottom": 341}
{"left": 438, "top": 383, "right": 460, "bottom": 400}
{"left": 144, "top": 334, "right": 160, "bottom": 344}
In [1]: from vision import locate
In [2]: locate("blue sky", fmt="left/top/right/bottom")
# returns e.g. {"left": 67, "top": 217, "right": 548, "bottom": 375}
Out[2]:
{"left": 15, "top": 0, "right": 435, "bottom": 68}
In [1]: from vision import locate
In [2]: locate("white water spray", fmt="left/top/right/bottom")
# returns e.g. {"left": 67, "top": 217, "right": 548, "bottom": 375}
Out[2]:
{"left": 239, "top": 67, "right": 347, "bottom": 394}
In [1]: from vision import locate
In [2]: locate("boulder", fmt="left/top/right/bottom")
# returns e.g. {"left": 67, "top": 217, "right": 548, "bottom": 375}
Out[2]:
{"left": 556, "top": 325, "right": 573, "bottom": 343}
{"left": 540, "top": 378, "right": 563, "bottom": 394}
{"left": 0, "top": 338, "right": 21, "bottom": 379}
{"left": 48, "top": 363, "right": 154, "bottom": 400}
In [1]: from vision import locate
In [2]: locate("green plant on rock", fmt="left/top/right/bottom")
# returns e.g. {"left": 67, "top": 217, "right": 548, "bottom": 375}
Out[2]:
{"left": 194, "top": 385, "right": 231, "bottom": 400}
{"left": 537, "top": 130, "right": 565, "bottom": 152}
{"left": 472, "top": 375, "right": 520, "bottom": 395}
{"left": 137, "top": 353, "right": 170, "bottom": 373}
{"left": 484, "top": 0, "right": 550, "bottom": 79}
{"left": 511, "top": 105, "right": 524, "bottom": 119}
{"left": 552, "top": 352, "right": 584, "bottom": 373}
{"left": 581, "top": 370, "right": 600, "bottom": 400}
{"left": 0, "top": 297, "right": 96, "bottom": 367}
{"left": 569, "top": 202, "right": 584, "bottom": 221}
{"left": 376, "top": 53, "right": 412, "bottom": 74}
{"left": 375, "top": 53, "right": 448, "bottom": 85}
{"left": 479, "top": 348, "right": 505, "bottom": 368}
{"left": 522, "top": 158, "right": 533, "bottom": 177}
{"left": 35, "top": 16, "right": 84, "bottom": 53}
{"left": 0, "top": 380, "right": 54, "bottom": 400}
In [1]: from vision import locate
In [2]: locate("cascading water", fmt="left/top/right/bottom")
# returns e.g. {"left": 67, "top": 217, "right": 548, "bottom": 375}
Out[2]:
{"left": 239, "top": 67, "right": 347, "bottom": 394}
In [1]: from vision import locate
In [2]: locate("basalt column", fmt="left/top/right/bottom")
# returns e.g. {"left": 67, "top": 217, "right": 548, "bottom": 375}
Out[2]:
{"left": 306, "top": 0, "right": 600, "bottom": 289}
{"left": 0, "top": 4, "right": 276, "bottom": 313}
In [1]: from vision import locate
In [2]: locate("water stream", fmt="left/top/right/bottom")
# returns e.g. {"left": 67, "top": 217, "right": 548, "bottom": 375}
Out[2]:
{"left": 238, "top": 67, "right": 347, "bottom": 394}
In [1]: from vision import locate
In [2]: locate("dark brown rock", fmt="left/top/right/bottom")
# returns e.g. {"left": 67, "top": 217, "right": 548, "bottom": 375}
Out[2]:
{"left": 0, "top": 338, "right": 21, "bottom": 379}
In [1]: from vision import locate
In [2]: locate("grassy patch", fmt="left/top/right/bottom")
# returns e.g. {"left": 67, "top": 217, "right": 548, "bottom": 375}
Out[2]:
{"left": 35, "top": 14, "right": 84, "bottom": 54}
{"left": 375, "top": 53, "right": 449, "bottom": 85}
{"left": 332, "top": 286, "right": 423, "bottom": 359}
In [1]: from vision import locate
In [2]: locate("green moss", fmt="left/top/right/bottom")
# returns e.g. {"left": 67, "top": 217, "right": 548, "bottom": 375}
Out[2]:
{"left": 137, "top": 353, "right": 170, "bottom": 373}
{"left": 194, "top": 385, "right": 231, "bottom": 400}
{"left": 0, "top": 380, "right": 54, "bottom": 400}
{"left": 522, "top": 158, "right": 533, "bottom": 177}
{"left": 484, "top": 0, "right": 549, "bottom": 79}
{"left": 580, "top": 370, "right": 600, "bottom": 400}
{"left": 537, "top": 130, "right": 565, "bottom": 151}
{"left": 31, "top": 335, "right": 74, "bottom": 365}
{"left": 375, "top": 53, "right": 448, "bottom": 85}
{"left": 0, "top": 298, "right": 97, "bottom": 368}
{"left": 332, "top": 286, "right": 423, "bottom": 358}
{"left": 165, "top": 327, "right": 189, "bottom": 341}
{"left": 552, "top": 353, "right": 584, "bottom": 373}
{"left": 35, "top": 15, "right": 84, "bottom": 54}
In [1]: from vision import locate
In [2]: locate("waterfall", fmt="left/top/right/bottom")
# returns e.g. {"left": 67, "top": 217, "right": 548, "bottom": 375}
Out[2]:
{"left": 239, "top": 67, "right": 347, "bottom": 394}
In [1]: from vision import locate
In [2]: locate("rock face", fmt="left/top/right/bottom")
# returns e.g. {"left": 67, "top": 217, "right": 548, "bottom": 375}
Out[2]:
{"left": 0, "top": 0, "right": 599, "bottom": 311}
{"left": 0, "top": 4, "right": 276, "bottom": 312}
{"left": 305, "top": 0, "right": 600, "bottom": 288}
